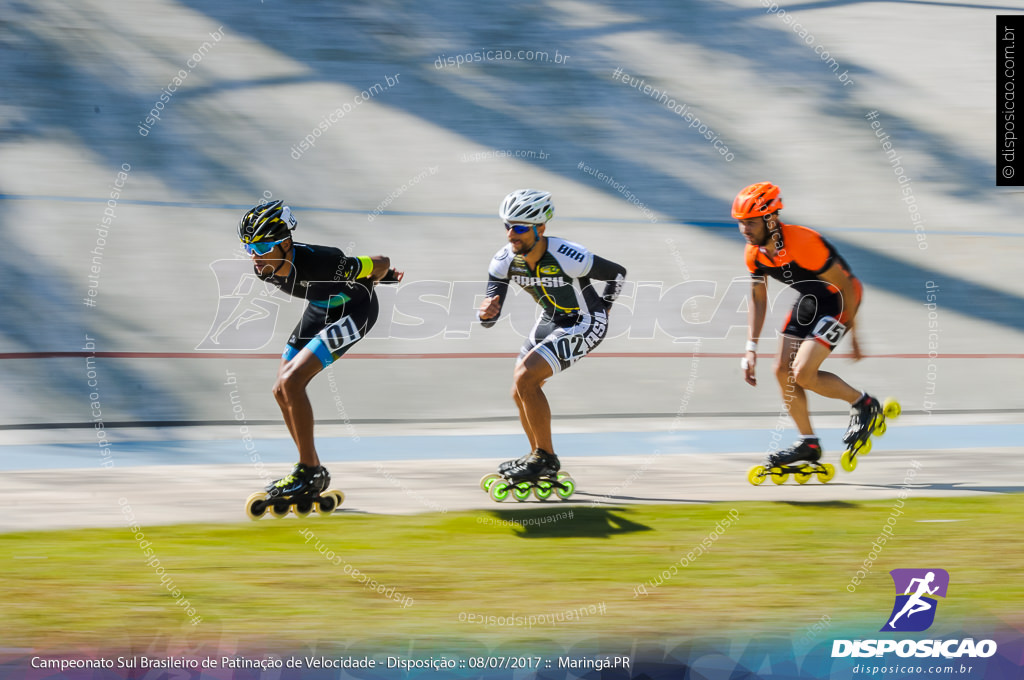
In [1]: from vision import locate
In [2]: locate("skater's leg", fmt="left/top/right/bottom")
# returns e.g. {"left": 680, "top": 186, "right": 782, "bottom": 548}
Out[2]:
{"left": 513, "top": 351, "right": 554, "bottom": 453}
{"left": 275, "top": 358, "right": 300, "bottom": 444}
{"left": 792, "top": 339, "right": 861, "bottom": 403}
{"left": 272, "top": 348, "right": 326, "bottom": 467}
{"left": 774, "top": 335, "right": 814, "bottom": 436}
{"left": 511, "top": 379, "right": 538, "bottom": 451}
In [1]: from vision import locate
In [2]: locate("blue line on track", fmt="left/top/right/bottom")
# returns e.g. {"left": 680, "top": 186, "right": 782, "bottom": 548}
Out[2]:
{"left": 0, "top": 424, "right": 1018, "bottom": 471}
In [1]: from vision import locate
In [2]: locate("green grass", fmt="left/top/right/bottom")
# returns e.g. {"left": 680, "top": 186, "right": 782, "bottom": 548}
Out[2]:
{"left": 3, "top": 496, "right": 1022, "bottom": 650}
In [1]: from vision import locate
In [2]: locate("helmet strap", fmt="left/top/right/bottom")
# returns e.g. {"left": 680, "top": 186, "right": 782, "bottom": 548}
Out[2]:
{"left": 763, "top": 214, "right": 781, "bottom": 247}
{"left": 524, "top": 225, "right": 542, "bottom": 255}
{"left": 267, "top": 240, "right": 294, "bottom": 277}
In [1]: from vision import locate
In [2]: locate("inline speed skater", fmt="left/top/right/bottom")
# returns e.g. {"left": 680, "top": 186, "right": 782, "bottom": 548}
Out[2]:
{"left": 735, "top": 183, "right": 900, "bottom": 485}
{"left": 236, "top": 200, "right": 402, "bottom": 517}
{"left": 477, "top": 189, "right": 626, "bottom": 502}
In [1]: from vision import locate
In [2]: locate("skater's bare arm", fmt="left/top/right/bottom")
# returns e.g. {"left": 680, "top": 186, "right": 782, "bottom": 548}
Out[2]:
{"left": 744, "top": 278, "right": 768, "bottom": 386}
{"left": 820, "top": 264, "right": 863, "bottom": 359}
{"left": 820, "top": 264, "right": 860, "bottom": 326}
{"left": 367, "top": 255, "right": 399, "bottom": 282}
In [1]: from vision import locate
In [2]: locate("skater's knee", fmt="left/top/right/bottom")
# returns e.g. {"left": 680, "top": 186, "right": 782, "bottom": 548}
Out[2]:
{"left": 793, "top": 365, "right": 817, "bottom": 389}
{"left": 513, "top": 365, "right": 544, "bottom": 393}
{"left": 774, "top": 363, "right": 792, "bottom": 385}
{"left": 272, "top": 379, "right": 287, "bottom": 403}
{"left": 273, "top": 373, "right": 304, "bottom": 402}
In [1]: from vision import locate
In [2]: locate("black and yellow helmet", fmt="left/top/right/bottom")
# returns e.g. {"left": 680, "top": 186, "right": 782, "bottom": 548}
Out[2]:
{"left": 238, "top": 200, "right": 297, "bottom": 244}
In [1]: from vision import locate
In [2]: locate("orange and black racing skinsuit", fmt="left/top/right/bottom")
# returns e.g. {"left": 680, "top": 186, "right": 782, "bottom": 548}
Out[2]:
{"left": 746, "top": 223, "right": 861, "bottom": 349}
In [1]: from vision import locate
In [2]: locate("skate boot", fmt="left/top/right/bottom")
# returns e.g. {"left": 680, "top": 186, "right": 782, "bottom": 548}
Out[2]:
{"left": 245, "top": 463, "right": 344, "bottom": 520}
{"left": 498, "top": 451, "right": 534, "bottom": 474}
{"left": 766, "top": 438, "right": 822, "bottom": 468}
{"left": 840, "top": 394, "right": 902, "bottom": 472}
{"left": 482, "top": 449, "right": 576, "bottom": 503}
{"left": 748, "top": 438, "right": 835, "bottom": 486}
{"left": 843, "top": 394, "right": 882, "bottom": 448}
{"left": 265, "top": 462, "right": 330, "bottom": 498}
{"left": 506, "top": 449, "right": 561, "bottom": 481}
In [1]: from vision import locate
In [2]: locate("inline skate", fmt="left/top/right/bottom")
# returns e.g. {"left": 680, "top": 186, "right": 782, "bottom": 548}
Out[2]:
{"left": 245, "top": 462, "right": 345, "bottom": 519}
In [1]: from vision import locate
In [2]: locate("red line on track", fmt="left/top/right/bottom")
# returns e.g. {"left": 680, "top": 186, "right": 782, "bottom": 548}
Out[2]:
{"left": 1, "top": 352, "right": 1020, "bottom": 360}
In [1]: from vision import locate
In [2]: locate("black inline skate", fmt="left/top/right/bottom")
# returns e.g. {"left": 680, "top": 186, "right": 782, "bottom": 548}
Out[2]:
{"left": 498, "top": 451, "right": 533, "bottom": 474}
{"left": 840, "top": 394, "right": 902, "bottom": 472}
{"left": 748, "top": 438, "right": 836, "bottom": 486}
{"left": 480, "top": 449, "right": 576, "bottom": 502}
{"left": 245, "top": 462, "right": 345, "bottom": 520}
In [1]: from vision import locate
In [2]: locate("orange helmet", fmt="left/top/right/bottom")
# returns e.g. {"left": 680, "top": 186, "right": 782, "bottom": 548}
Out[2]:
{"left": 732, "top": 182, "right": 783, "bottom": 219}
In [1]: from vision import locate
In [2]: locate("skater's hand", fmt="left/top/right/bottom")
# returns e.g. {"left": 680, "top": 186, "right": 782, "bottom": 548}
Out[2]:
{"left": 849, "top": 327, "right": 863, "bottom": 361}
{"left": 377, "top": 268, "right": 404, "bottom": 284}
{"left": 742, "top": 351, "right": 757, "bottom": 386}
{"left": 479, "top": 295, "right": 501, "bottom": 321}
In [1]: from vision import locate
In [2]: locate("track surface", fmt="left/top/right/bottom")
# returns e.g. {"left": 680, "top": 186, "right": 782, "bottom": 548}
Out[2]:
{"left": 6, "top": 418, "right": 1023, "bottom": 532}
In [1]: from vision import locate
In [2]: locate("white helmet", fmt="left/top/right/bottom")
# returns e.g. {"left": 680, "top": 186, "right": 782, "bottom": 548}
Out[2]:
{"left": 499, "top": 189, "right": 554, "bottom": 225}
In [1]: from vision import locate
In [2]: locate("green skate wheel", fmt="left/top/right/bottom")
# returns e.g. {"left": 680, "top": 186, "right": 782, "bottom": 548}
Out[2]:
{"left": 512, "top": 482, "right": 532, "bottom": 502}
{"left": 818, "top": 463, "right": 836, "bottom": 483}
{"left": 840, "top": 450, "right": 857, "bottom": 472}
{"left": 556, "top": 471, "right": 571, "bottom": 482}
{"left": 883, "top": 398, "right": 901, "bottom": 420}
{"left": 489, "top": 480, "right": 511, "bottom": 502}
{"left": 533, "top": 481, "right": 553, "bottom": 500}
{"left": 480, "top": 473, "right": 501, "bottom": 492}
{"left": 555, "top": 476, "right": 576, "bottom": 499}
{"left": 795, "top": 466, "right": 813, "bottom": 485}
{"left": 245, "top": 492, "right": 268, "bottom": 520}
{"left": 748, "top": 465, "right": 766, "bottom": 486}
{"left": 269, "top": 500, "right": 290, "bottom": 519}
{"left": 293, "top": 500, "right": 313, "bottom": 518}
{"left": 770, "top": 467, "right": 788, "bottom": 485}
{"left": 874, "top": 421, "right": 887, "bottom": 437}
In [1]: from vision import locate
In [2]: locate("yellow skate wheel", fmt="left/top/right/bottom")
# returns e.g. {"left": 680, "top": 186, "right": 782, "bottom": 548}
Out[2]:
{"left": 269, "top": 500, "right": 290, "bottom": 519}
{"left": 489, "top": 480, "right": 511, "bottom": 502}
{"left": 480, "top": 473, "right": 501, "bottom": 492}
{"left": 874, "top": 421, "right": 887, "bottom": 437}
{"left": 859, "top": 438, "right": 873, "bottom": 456}
{"left": 818, "top": 463, "right": 836, "bottom": 483}
{"left": 795, "top": 466, "right": 813, "bottom": 484}
{"left": 330, "top": 490, "right": 345, "bottom": 508}
{"left": 840, "top": 450, "right": 857, "bottom": 472}
{"left": 883, "top": 398, "right": 901, "bottom": 419}
{"left": 314, "top": 492, "right": 338, "bottom": 516}
{"left": 748, "top": 465, "right": 766, "bottom": 486}
{"left": 533, "top": 481, "right": 553, "bottom": 500}
{"left": 293, "top": 500, "right": 313, "bottom": 518}
{"left": 770, "top": 467, "right": 788, "bottom": 485}
{"left": 245, "top": 492, "right": 268, "bottom": 521}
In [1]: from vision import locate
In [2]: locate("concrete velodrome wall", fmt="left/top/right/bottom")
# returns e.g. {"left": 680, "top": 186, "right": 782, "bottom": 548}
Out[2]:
{"left": 0, "top": 0, "right": 1021, "bottom": 428}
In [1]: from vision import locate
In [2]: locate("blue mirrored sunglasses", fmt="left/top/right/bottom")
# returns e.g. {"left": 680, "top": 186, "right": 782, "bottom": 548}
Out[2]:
{"left": 242, "top": 239, "right": 286, "bottom": 255}
{"left": 504, "top": 222, "right": 533, "bottom": 234}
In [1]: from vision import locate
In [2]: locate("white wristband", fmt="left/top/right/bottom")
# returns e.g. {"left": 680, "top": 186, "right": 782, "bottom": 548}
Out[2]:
{"left": 745, "top": 340, "right": 758, "bottom": 353}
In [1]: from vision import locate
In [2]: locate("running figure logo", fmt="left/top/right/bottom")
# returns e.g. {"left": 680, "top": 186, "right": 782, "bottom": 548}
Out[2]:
{"left": 196, "top": 259, "right": 288, "bottom": 350}
{"left": 881, "top": 568, "right": 950, "bottom": 632}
